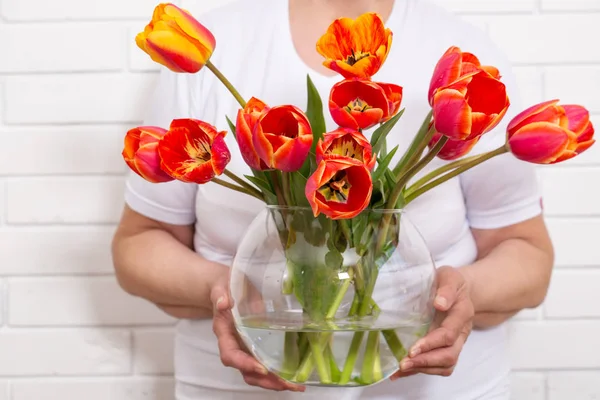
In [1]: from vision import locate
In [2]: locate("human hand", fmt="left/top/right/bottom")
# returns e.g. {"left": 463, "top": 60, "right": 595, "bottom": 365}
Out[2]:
{"left": 391, "top": 266, "right": 474, "bottom": 379}
{"left": 210, "top": 277, "right": 306, "bottom": 392}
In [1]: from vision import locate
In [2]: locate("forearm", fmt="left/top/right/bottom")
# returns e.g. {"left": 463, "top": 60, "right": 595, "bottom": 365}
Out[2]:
{"left": 112, "top": 227, "right": 228, "bottom": 312}
{"left": 460, "top": 237, "right": 553, "bottom": 316}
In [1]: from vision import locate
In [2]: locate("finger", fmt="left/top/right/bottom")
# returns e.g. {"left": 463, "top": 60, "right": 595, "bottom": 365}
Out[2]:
{"left": 212, "top": 310, "right": 268, "bottom": 375}
{"left": 402, "top": 334, "right": 466, "bottom": 371}
{"left": 242, "top": 373, "right": 306, "bottom": 392}
{"left": 210, "top": 285, "right": 231, "bottom": 312}
{"left": 389, "top": 370, "right": 418, "bottom": 380}
{"left": 433, "top": 266, "right": 465, "bottom": 312}
{"left": 410, "top": 299, "right": 473, "bottom": 356}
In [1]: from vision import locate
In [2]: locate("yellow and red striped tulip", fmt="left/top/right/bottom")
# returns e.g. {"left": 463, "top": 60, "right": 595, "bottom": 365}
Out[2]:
{"left": 317, "top": 128, "right": 376, "bottom": 170}
{"left": 236, "top": 97, "right": 270, "bottom": 171}
{"left": 428, "top": 46, "right": 500, "bottom": 105}
{"left": 507, "top": 100, "right": 595, "bottom": 164}
{"left": 316, "top": 12, "right": 392, "bottom": 79}
{"left": 379, "top": 82, "right": 403, "bottom": 122}
{"left": 136, "top": 3, "right": 215, "bottom": 73}
{"left": 306, "top": 159, "right": 373, "bottom": 220}
{"left": 158, "top": 119, "right": 230, "bottom": 183}
{"left": 432, "top": 70, "right": 510, "bottom": 141}
{"left": 122, "top": 126, "right": 174, "bottom": 183}
{"left": 253, "top": 105, "right": 313, "bottom": 172}
{"left": 428, "top": 131, "right": 480, "bottom": 161}
{"left": 329, "top": 79, "right": 391, "bottom": 130}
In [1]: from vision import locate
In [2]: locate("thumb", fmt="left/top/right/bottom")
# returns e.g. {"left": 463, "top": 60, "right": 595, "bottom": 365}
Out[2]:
{"left": 210, "top": 284, "right": 231, "bottom": 312}
{"left": 433, "top": 266, "right": 464, "bottom": 312}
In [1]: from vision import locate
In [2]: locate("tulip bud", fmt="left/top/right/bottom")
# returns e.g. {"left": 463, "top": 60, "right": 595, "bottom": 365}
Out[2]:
{"left": 122, "top": 126, "right": 174, "bottom": 183}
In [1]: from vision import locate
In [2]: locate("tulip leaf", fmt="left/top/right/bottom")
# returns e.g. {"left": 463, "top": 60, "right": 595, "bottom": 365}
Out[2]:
{"left": 372, "top": 145, "right": 399, "bottom": 182}
{"left": 371, "top": 109, "right": 404, "bottom": 156}
{"left": 306, "top": 74, "right": 326, "bottom": 145}
{"left": 370, "top": 179, "right": 387, "bottom": 209}
{"left": 226, "top": 115, "right": 237, "bottom": 140}
{"left": 244, "top": 174, "right": 277, "bottom": 204}
{"left": 290, "top": 172, "right": 311, "bottom": 207}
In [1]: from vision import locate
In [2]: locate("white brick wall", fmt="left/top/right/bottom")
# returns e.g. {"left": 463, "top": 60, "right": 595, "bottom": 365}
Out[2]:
{"left": 0, "top": 0, "right": 597, "bottom": 399}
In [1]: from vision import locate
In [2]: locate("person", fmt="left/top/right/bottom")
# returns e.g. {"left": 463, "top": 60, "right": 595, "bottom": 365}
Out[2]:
{"left": 111, "top": 0, "right": 555, "bottom": 399}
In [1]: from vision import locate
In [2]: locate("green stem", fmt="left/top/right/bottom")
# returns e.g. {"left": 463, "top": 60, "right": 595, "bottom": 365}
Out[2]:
{"left": 308, "top": 333, "right": 331, "bottom": 384}
{"left": 326, "top": 268, "right": 355, "bottom": 320}
{"left": 281, "top": 332, "right": 300, "bottom": 379}
{"left": 223, "top": 169, "right": 264, "bottom": 201}
{"left": 382, "top": 329, "right": 407, "bottom": 361}
{"left": 407, "top": 153, "right": 482, "bottom": 193}
{"left": 206, "top": 60, "right": 247, "bottom": 108}
{"left": 395, "top": 127, "right": 445, "bottom": 189}
{"left": 338, "top": 220, "right": 353, "bottom": 247}
{"left": 361, "top": 331, "right": 381, "bottom": 384}
{"left": 405, "top": 145, "right": 508, "bottom": 204}
{"left": 212, "top": 178, "right": 263, "bottom": 201}
{"left": 269, "top": 171, "right": 287, "bottom": 206}
{"left": 338, "top": 331, "right": 365, "bottom": 385}
{"left": 281, "top": 172, "right": 293, "bottom": 205}
{"left": 393, "top": 110, "right": 433, "bottom": 176}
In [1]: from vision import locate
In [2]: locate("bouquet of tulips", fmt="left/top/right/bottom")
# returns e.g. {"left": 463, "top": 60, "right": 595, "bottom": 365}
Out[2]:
{"left": 123, "top": 3, "right": 595, "bottom": 386}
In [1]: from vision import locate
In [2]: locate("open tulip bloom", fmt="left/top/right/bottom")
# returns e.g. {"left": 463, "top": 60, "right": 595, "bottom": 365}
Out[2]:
{"left": 123, "top": 2, "right": 595, "bottom": 387}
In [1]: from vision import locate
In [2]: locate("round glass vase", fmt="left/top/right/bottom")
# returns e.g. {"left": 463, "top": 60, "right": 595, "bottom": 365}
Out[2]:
{"left": 230, "top": 206, "right": 436, "bottom": 388}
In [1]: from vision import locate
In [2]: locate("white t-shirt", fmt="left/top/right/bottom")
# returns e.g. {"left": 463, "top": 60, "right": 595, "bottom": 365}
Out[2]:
{"left": 124, "top": 0, "right": 543, "bottom": 399}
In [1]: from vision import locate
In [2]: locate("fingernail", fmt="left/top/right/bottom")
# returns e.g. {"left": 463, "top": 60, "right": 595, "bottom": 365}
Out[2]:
{"left": 216, "top": 296, "right": 225, "bottom": 308}
{"left": 435, "top": 296, "right": 447, "bottom": 308}
{"left": 409, "top": 346, "right": 421, "bottom": 357}
{"left": 400, "top": 360, "right": 413, "bottom": 371}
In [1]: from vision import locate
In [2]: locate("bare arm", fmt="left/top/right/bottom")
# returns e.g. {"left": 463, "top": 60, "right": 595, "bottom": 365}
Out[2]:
{"left": 460, "top": 215, "right": 554, "bottom": 329}
{"left": 111, "top": 205, "right": 230, "bottom": 319}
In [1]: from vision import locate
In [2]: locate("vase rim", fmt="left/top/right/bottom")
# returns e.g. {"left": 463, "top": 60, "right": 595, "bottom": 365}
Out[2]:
{"left": 265, "top": 205, "right": 406, "bottom": 214}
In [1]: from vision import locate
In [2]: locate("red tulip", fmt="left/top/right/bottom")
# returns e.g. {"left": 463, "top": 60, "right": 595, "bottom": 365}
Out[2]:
{"left": 378, "top": 82, "right": 403, "bottom": 121}
{"left": 236, "top": 97, "right": 270, "bottom": 171}
{"left": 316, "top": 128, "right": 376, "bottom": 170}
{"left": 429, "top": 131, "right": 480, "bottom": 161}
{"left": 136, "top": 3, "right": 215, "bottom": 73}
{"left": 253, "top": 105, "right": 313, "bottom": 172}
{"left": 428, "top": 46, "right": 500, "bottom": 104}
{"left": 122, "top": 126, "right": 174, "bottom": 183}
{"left": 158, "top": 119, "right": 230, "bottom": 183}
{"left": 432, "top": 70, "right": 510, "bottom": 141}
{"left": 507, "top": 100, "right": 595, "bottom": 164}
{"left": 306, "top": 159, "right": 373, "bottom": 220}
{"left": 329, "top": 79, "right": 391, "bottom": 130}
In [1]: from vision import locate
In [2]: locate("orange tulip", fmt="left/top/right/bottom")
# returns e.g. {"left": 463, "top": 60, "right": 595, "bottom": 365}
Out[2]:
{"left": 236, "top": 97, "right": 270, "bottom": 171}
{"left": 316, "top": 12, "right": 392, "bottom": 79}
{"left": 316, "top": 128, "right": 376, "bottom": 170}
{"left": 428, "top": 46, "right": 500, "bottom": 105}
{"left": 329, "top": 79, "right": 391, "bottom": 130}
{"left": 306, "top": 159, "right": 373, "bottom": 220}
{"left": 432, "top": 70, "right": 509, "bottom": 141}
{"left": 136, "top": 3, "right": 215, "bottom": 73}
{"left": 507, "top": 100, "right": 595, "bottom": 164}
{"left": 123, "top": 126, "right": 174, "bottom": 183}
{"left": 158, "top": 119, "right": 230, "bottom": 183}
{"left": 428, "top": 131, "right": 480, "bottom": 161}
{"left": 253, "top": 105, "right": 313, "bottom": 172}
{"left": 379, "top": 82, "right": 403, "bottom": 121}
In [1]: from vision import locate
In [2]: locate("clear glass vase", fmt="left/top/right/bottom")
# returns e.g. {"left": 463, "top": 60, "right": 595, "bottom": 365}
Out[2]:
{"left": 230, "top": 206, "right": 436, "bottom": 387}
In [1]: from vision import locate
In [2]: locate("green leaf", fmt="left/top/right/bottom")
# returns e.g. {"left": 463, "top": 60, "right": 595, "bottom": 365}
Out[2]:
{"left": 372, "top": 145, "right": 399, "bottom": 182}
{"left": 300, "top": 75, "right": 326, "bottom": 177}
{"left": 226, "top": 115, "right": 237, "bottom": 139}
{"left": 325, "top": 250, "right": 344, "bottom": 270}
{"left": 370, "top": 109, "right": 404, "bottom": 156}
{"left": 244, "top": 174, "right": 277, "bottom": 204}
{"left": 370, "top": 179, "right": 387, "bottom": 209}
{"left": 290, "top": 172, "right": 310, "bottom": 207}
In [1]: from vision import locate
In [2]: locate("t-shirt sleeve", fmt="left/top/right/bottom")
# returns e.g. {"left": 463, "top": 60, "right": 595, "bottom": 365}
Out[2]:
{"left": 458, "top": 40, "right": 543, "bottom": 230}
{"left": 123, "top": 67, "right": 199, "bottom": 225}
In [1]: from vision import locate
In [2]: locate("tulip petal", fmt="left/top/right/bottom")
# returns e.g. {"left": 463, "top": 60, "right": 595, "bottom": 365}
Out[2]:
{"left": 507, "top": 99, "right": 560, "bottom": 135}
{"left": 428, "top": 47, "right": 462, "bottom": 103}
{"left": 563, "top": 105, "right": 591, "bottom": 136}
{"left": 508, "top": 122, "right": 570, "bottom": 164}
{"left": 432, "top": 89, "right": 472, "bottom": 140}
{"left": 163, "top": 4, "right": 216, "bottom": 51}
{"left": 210, "top": 133, "right": 231, "bottom": 175}
{"left": 352, "top": 108, "right": 384, "bottom": 130}
{"left": 351, "top": 13, "right": 389, "bottom": 56}
{"left": 236, "top": 109, "right": 268, "bottom": 170}
{"left": 133, "top": 142, "right": 174, "bottom": 183}
{"left": 575, "top": 139, "right": 595, "bottom": 154}
{"left": 330, "top": 104, "right": 360, "bottom": 130}
{"left": 316, "top": 18, "right": 354, "bottom": 60}
{"left": 145, "top": 30, "right": 204, "bottom": 73}
{"left": 273, "top": 135, "right": 313, "bottom": 172}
